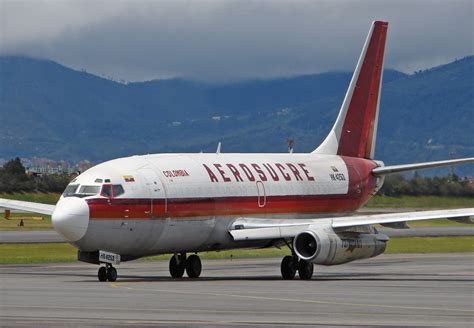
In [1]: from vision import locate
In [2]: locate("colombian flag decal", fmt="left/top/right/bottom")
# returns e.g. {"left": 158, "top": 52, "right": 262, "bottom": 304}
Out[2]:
{"left": 123, "top": 175, "right": 135, "bottom": 182}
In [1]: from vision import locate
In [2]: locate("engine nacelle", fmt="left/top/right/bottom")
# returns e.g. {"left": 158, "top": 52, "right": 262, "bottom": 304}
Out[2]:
{"left": 293, "top": 226, "right": 388, "bottom": 265}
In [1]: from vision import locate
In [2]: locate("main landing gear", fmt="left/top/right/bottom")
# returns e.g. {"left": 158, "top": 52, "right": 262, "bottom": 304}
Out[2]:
{"left": 169, "top": 253, "right": 202, "bottom": 278}
{"left": 280, "top": 244, "right": 314, "bottom": 280}
{"left": 98, "top": 264, "right": 117, "bottom": 282}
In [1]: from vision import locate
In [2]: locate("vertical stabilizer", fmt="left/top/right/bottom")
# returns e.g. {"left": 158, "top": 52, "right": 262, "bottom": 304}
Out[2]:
{"left": 313, "top": 21, "right": 388, "bottom": 159}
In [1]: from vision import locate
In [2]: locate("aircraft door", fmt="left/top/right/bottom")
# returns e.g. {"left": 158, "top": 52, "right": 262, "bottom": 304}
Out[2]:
{"left": 256, "top": 181, "right": 266, "bottom": 207}
{"left": 137, "top": 168, "right": 167, "bottom": 218}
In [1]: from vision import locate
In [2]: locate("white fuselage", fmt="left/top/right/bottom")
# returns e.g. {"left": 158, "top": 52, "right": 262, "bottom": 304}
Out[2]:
{"left": 52, "top": 153, "right": 379, "bottom": 259}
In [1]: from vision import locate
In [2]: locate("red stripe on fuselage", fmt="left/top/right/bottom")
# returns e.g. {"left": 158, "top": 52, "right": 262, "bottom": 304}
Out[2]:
{"left": 87, "top": 194, "right": 362, "bottom": 220}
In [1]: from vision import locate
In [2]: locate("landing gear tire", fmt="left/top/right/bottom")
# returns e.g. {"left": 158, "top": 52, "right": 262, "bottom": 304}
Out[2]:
{"left": 169, "top": 254, "right": 186, "bottom": 278}
{"left": 107, "top": 266, "right": 117, "bottom": 282}
{"left": 97, "top": 265, "right": 117, "bottom": 282}
{"left": 98, "top": 266, "right": 107, "bottom": 282}
{"left": 298, "top": 260, "right": 313, "bottom": 280}
{"left": 185, "top": 254, "right": 202, "bottom": 278}
{"left": 280, "top": 255, "right": 298, "bottom": 280}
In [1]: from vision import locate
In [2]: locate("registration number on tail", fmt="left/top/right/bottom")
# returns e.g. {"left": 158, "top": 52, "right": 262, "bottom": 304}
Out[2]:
{"left": 99, "top": 250, "right": 121, "bottom": 265}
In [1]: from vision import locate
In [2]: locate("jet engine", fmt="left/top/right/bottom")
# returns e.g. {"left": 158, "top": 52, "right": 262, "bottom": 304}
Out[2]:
{"left": 293, "top": 225, "right": 388, "bottom": 265}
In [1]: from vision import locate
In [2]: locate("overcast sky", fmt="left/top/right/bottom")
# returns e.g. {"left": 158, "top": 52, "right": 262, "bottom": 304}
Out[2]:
{"left": 1, "top": 0, "right": 472, "bottom": 82}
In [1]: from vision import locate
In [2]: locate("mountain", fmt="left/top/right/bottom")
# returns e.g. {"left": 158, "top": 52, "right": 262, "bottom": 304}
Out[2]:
{"left": 0, "top": 55, "right": 472, "bottom": 175}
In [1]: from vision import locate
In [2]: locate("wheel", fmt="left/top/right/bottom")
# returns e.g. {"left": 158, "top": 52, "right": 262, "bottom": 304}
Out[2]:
{"left": 298, "top": 260, "right": 314, "bottom": 280}
{"left": 107, "top": 266, "right": 117, "bottom": 282}
{"left": 280, "top": 255, "right": 297, "bottom": 280}
{"left": 185, "top": 254, "right": 202, "bottom": 278}
{"left": 98, "top": 266, "right": 107, "bottom": 282}
{"left": 169, "top": 254, "right": 186, "bottom": 278}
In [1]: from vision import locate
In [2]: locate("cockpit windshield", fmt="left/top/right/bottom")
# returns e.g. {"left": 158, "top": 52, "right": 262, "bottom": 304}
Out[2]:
{"left": 78, "top": 185, "right": 101, "bottom": 196}
{"left": 62, "top": 184, "right": 101, "bottom": 198}
{"left": 63, "top": 182, "right": 125, "bottom": 198}
{"left": 62, "top": 184, "right": 79, "bottom": 197}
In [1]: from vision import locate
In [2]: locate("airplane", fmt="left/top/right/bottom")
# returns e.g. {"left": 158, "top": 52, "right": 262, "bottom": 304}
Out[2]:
{"left": 1, "top": 21, "right": 473, "bottom": 282}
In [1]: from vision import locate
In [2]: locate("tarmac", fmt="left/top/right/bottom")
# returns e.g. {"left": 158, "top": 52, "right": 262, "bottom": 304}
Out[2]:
{"left": 1, "top": 226, "right": 474, "bottom": 244}
{"left": 1, "top": 253, "right": 473, "bottom": 327}
{"left": 0, "top": 230, "right": 65, "bottom": 243}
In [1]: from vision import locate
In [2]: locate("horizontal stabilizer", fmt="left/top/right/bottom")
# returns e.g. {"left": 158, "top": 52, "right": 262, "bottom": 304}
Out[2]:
{"left": 372, "top": 158, "right": 474, "bottom": 176}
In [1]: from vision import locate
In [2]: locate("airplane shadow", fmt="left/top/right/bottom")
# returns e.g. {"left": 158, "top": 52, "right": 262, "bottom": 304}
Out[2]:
{"left": 113, "top": 274, "right": 473, "bottom": 283}
{"left": 3, "top": 268, "right": 472, "bottom": 283}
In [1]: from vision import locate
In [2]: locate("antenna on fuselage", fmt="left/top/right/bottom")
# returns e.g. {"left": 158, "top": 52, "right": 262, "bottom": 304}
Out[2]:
{"left": 287, "top": 138, "right": 294, "bottom": 154}
{"left": 216, "top": 142, "right": 222, "bottom": 155}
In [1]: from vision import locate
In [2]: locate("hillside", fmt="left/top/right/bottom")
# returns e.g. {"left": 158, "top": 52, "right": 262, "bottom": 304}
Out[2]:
{"left": 0, "top": 55, "right": 472, "bottom": 175}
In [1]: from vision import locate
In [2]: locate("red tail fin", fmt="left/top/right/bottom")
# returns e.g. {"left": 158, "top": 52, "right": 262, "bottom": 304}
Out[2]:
{"left": 314, "top": 21, "right": 388, "bottom": 159}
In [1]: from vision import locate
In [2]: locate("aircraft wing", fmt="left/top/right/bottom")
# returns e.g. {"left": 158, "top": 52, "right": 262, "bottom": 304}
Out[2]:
{"left": 229, "top": 208, "right": 474, "bottom": 241}
{"left": 0, "top": 198, "right": 56, "bottom": 216}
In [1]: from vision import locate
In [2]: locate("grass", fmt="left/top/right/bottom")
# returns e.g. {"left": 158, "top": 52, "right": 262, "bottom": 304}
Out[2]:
{"left": 0, "top": 192, "right": 60, "bottom": 205}
{"left": 0, "top": 243, "right": 77, "bottom": 264}
{"left": 1, "top": 236, "right": 472, "bottom": 265}
{"left": 0, "top": 213, "right": 52, "bottom": 231}
{"left": 404, "top": 219, "right": 468, "bottom": 228}
{"left": 385, "top": 236, "right": 474, "bottom": 254}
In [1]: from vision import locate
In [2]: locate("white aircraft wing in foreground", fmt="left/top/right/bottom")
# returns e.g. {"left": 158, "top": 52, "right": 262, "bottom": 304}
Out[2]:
{"left": 229, "top": 208, "right": 474, "bottom": 241}
{"left": 0, "top": 198, "right": 55, "bottom": 215}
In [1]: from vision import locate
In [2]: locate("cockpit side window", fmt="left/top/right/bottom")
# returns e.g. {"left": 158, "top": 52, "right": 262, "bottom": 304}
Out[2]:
{"left": 113, "top": 185, "right": 125, "bottom": 197}
{"left": 100, "top": 184, "right": 125, "bottom": 198}
{"left": 101, "top": 184, "right": 113, "bottom": 198}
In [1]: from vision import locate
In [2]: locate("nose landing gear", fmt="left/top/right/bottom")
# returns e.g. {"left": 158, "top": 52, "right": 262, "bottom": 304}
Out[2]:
{"left": 98, "top": 264, "right": 117, "bottom": 282}
{"left": 169, "top": 253, "right": 202, "bottom": 278}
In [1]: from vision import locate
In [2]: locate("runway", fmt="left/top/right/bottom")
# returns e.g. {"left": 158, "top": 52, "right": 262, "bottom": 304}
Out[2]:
{"left": 0, "top": 230, "right": 64, "bottom": 243}
{"left": 1, "top": 253, "right": 473, "bottom": 327}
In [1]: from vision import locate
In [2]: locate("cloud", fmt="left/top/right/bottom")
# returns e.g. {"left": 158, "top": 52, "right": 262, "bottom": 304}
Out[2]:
{"left": 1, "top": 0, "right": 472, "bottom": 81}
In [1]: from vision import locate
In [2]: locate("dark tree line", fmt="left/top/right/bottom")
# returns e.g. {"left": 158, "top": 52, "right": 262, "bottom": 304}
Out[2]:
{"left": 0, "top": 158, "right": 71, "bottom": 193}
{"left": 379, "top": 174, "right": 474, "bottom": 197}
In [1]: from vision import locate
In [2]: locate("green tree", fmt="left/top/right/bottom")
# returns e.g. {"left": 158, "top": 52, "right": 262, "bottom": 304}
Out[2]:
{"left": 2, "top": 157, "right": 28, "bottom": 180}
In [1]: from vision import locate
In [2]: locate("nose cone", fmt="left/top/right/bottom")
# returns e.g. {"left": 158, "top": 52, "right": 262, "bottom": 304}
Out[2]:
{"left": 52, "top": 197, "right": 89, "bottom": 242}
